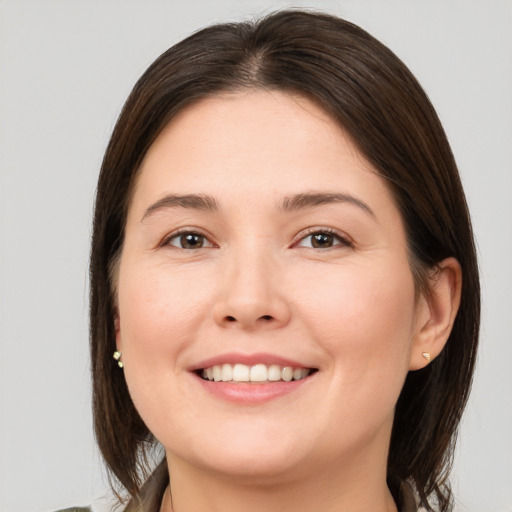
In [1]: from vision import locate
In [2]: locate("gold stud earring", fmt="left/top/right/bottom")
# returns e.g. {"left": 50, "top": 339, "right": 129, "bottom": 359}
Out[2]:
{"left": 113, "top": 350, "right": 124, "bottom": 368}
{"left": 422, "top": 352, "right": 431, "bottom": 362}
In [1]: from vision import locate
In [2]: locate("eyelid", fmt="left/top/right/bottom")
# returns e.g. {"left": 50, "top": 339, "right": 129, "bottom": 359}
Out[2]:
{"left": 292, "top": 227, "right": 354, "bottom": 248}
{"left": 158, "top": 226, "right": 352, "bottom": 250}
{"left": 160, "top": 227, "right": 218, "bottom": 249}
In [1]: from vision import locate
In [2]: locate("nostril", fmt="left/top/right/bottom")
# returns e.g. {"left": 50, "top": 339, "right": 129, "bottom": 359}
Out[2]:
{"left": 222, "top": 314, "right": 275, "bottom": 325}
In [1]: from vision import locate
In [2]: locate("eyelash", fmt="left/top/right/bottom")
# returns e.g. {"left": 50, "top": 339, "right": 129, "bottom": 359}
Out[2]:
{"left": 293, "top": 227, "right": 353, "bottom": 250}
{"left": 161, "top": 229, "right": 216, "bottom": 250}
{"left": 161, "top": 227, "right": 353, "bottom": 250}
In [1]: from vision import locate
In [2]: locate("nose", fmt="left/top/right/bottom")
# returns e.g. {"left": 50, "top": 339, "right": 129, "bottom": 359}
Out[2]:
{"left": 213, "top": 247, "right": 292, "bottom": 331}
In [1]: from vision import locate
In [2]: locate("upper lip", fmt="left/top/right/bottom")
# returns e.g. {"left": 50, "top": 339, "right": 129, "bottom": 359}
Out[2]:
{"left": 189, "top": 352, "right": 315, "bottom": 371}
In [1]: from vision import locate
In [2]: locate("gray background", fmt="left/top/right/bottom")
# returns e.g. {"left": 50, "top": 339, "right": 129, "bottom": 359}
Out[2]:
{"left": 0, "top": 1, "right": 511, "bottom": 511}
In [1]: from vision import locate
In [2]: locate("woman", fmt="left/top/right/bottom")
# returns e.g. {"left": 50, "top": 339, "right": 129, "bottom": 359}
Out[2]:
{"left": 88, "top": 10, "right": 479, "bottom": 512}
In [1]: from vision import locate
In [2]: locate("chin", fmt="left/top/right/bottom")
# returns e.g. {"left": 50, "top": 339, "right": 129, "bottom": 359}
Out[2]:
{"left": 166, "top": 425, "right": 317, "bottom": 482}
{"left": 196, "top": 452, "right": 311, "bottom": 484}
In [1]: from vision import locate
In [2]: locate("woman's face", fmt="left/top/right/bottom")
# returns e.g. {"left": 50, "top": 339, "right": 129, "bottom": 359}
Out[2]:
{"left": 116, "top": 90, "right": 430, "bottom": 482}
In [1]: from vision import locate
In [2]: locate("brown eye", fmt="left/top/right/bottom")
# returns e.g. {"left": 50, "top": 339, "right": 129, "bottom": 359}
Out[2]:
{"left": 296, "top": 230, "right": 351, "bottom": 249}
{"left": 180, "top": 233, "right": 204, "bottom": 249}
{"left": 311, "top": 233, "right": 334, "bottom": 248}
{"left": 167, "top": 232, "right": 210, "bottom": 249}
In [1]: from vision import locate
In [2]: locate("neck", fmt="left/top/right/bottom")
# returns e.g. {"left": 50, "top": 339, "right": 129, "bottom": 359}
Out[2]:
{"left": 161, "top": 447, "right": 398, "bottom": 512}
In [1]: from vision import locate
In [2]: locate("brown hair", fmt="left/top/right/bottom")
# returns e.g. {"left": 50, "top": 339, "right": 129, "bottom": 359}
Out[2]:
{"left": 90, "top": 10, "right": 480, "bottom": 511}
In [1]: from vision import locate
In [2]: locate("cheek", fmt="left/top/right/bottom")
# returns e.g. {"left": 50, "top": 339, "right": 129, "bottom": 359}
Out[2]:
{"left": 116, "top": 264, "right": 216, "bottom": 436}
{"left": 295, "top": 260, "right": 417, "bottom": 397}
{"left": 115, "top": 263, "right": 211, "bottom": 415}
{"left": 309, "top": 261, "right": 415, "bottom": 341}
{"left": 118, "top": 264, "right": 212, "bottom": 353}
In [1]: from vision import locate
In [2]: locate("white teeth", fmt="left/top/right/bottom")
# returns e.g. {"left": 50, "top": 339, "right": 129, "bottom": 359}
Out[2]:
{"left": 221, "top": 363, "right": 233, "bottom": 382}
{"left": 213, "top": 365, "right": 222, "bottom": 382}
{"left": 281, "top": 367, "right": 293, "bottom": 382}
{"left": 250, "top": 364, "right": 267, "bottom": 382}
{"left": 268, "top": 364, "right": 281, "bottom": 381}
{"left": 233, "top": 363, "right": 250, "bottom": 382}
{"left": 200, "top": 363, "right": 312, "bottom": 383}
{"left": 293, "top": 368, "right": 303, "bottom": 381}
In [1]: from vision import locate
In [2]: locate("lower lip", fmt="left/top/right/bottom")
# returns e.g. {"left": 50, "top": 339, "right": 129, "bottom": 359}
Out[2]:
{"left": 194, "top": 374, "right": 313, "bottom": 404}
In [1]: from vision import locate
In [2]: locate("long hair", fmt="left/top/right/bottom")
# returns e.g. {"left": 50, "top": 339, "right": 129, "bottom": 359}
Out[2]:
{"left": 90, "top": 10, "right": 480, "bottom": 511}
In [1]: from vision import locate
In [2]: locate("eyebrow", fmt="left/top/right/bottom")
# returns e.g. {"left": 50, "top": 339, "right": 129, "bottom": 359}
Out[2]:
{"left": 280, "top": 192, "right": 376, "bottom": 218}
{"left": 141, "top": 194, "right": 219, "bottom": 221}
{"left": 141, "top": 191, "right": 375, "bottom": 221}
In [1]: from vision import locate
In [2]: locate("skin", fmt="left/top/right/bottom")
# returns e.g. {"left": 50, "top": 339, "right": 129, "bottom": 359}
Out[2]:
{"left": 115, "top": 90, "right": 461, "bottom": 512}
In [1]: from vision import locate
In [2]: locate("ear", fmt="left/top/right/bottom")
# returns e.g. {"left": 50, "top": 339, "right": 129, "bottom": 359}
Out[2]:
{"left": 409, "top": 257, "right": 462, "bottom": 370}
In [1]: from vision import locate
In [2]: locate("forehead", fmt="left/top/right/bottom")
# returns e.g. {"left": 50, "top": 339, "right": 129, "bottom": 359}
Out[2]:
{"left": 130, "top": 90, "right": 396, "bottom": 218}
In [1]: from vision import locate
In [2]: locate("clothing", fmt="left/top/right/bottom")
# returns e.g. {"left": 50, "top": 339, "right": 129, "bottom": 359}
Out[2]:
{"left": 401, "top": 480, "right": 420, "bottom": 512}
{"left": 54, "top": 508, "right": 91, "bottom": 512}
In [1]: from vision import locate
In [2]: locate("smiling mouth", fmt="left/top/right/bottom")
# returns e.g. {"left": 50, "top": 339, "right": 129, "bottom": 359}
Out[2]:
{"left": 198, "top": 363, "right": 317, "bottom": 383}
